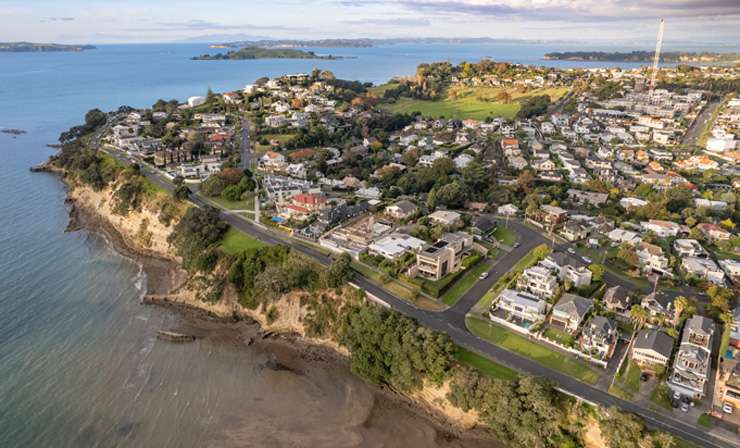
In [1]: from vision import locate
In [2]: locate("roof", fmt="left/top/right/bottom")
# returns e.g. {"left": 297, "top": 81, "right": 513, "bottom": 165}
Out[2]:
{"left": 472, "top": 215, "right": 497, "bottom": 233}
{"left": 604, "top": 285, "right": 630, "bottom": 307}
{"left": 685, "top": 315, "right": 714, "bottom": 338}
{"left": 553, "top": 293, "right": 593, "bottom": 320}
{"left": 389, "top": 200, "right": 417, "bottom": 214}
{"left": 292, "top": 193, "right": 327, "bottom": 206}
{"left": 633, "top": 329, "right": 674, "bottom": 358}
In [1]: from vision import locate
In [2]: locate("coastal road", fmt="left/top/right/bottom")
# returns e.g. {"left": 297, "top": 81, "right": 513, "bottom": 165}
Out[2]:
{"left": 99, "top": 147, "right": 735, "bottom": 447}
{"left": 683, "top": 99, "right": 720, "bottom": 146}
{"left": 239, "top": 118, "right": 252, "bottom": 171}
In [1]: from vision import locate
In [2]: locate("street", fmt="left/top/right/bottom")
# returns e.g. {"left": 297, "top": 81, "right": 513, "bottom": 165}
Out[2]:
{"left": 100, "top": 144, "right": 736, "bottom": 448}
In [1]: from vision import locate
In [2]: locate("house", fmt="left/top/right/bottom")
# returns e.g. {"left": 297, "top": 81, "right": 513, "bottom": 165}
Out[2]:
{"left": 517, "top": 266, "right": 559, "bottom": 299}
{"left": 631, "top": 329, "right": 675, "bottom": 372}
{"left": 279, "top": 204, "right": 312, "bottom": 222}
{"left": 187, "top": 96, "right": 206, "bottom": 107}
{"left": 536, "top": 205, "right": 568, "bottom": 231}
{"left": 694, "top": 198, "right": 728, "bottom": 211}
{"left": 579, "top": 316, "right": 618, "bottom": 359}
{"left": 414, "top": 232, "right": 473, "bottom": 280}
{"left": 539, "top": 252, "right": 592, "bottom": 288}
{"left": 260, "top": 151, "right": 287, "bottom": 171}
{"left": 730, "top": 307, "right": 740, "bottom": 349}
{"left": 604, "top": 285, "right": 631, "bottom": 314}
{"left": 641, "top": 219, "right": 681, "bottom": 238}
{"left": 673, "top": 239, "right": 706, "bottom": 258}
{"left": 568, "top": 189, "right": 608, "bottom": 207}
{"left": 454, "top": 153, "right": 474, "bottom": 169}
{"left": 549, "top": 294, "right": 593, "bottom": 333}
{"left": 291, "top": 193, "right": 328, "bottom": 212}
{"left": 559, "top": 221, "right": 589, "bottom": 242}
{"left": 385, "top": 200, "right": 418, "bottom": 220}
{"left": 696, "top": 223, "right": 732, "bottom": 242}
{"left": 497, "top": 204, "right": 519, "bottom": 217}
{"left": 719, "top": 364, "right": 740, "bottom": 411}
{"left": 493, "top": 289, "right": 550, "bottom": 326}
{"left": 608, "top": 228, "right": 642, "bottom": 246}
{"left": 682, "top": 257, "right": 726, "bottom": 285}
{"left": 719, "top": 259, "right": 740, "bottom": 280}
{"left": 470, "top": 215, "right": 497, "bottom": 236}
{"left": 429, "top": 210, "right": 462, "bottom": 226}
{"left": 636, "top": 242, "right": 670, "bottom": 275}
{"left": 620, "top": 197, "right": 649, "bottom": 209}
{"left": 641, "top": 291, "right": 676, "bottom": 323}
{"left": 668, "top": 315, "right": 715, "bottom": 398}
{"left": 368, "top": 233, "right": 425, "bottom": 260}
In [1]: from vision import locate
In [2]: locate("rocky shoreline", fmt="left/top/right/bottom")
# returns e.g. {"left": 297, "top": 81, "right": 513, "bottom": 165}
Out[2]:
{"left": 60, "top": 179, "right": 499, "bottom": 445}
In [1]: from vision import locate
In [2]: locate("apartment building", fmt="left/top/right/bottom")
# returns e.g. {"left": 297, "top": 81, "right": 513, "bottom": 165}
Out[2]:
{"left": 668, "top": 315, "right": 715, "bottom": 399}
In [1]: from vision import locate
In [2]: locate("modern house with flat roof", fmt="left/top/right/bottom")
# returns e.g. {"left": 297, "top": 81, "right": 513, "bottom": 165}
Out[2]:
{"left": 368, "top": 233, "right": 425, "bottom": 260}
{"left": 413, "top": 232, "right": 473, "bottom": 280}
{"left": 668, "top": 315, "right": 715, "bottom": 398}
{"left": 492, "top": 289, "right": 550, "bottom": 328}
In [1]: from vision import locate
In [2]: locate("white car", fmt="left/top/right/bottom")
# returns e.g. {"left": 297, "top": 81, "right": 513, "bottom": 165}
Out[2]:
{"left": 567, "top": 248, "right": 576, "bottom": 255}
{"left": 479, "top": 272, "right": 489, "bottom": 280}
{"left": 582, "top": 256, "right": 592, "bottom": 264}
{"left": 723, "top": 403, "right": 734, "bottom": 414}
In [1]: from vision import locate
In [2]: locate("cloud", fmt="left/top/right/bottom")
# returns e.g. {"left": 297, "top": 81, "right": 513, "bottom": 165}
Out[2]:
{"left": 342, "top": 0, "right": 740, "bottom": 22}
{"left": 41, "top": 16, "right": 75, "bottom": 22}
{"left": 124, "top": 19, "right": 306, "bottom": 33}
{"left": 344, "top": 17, "right": 431, "bottom": 26}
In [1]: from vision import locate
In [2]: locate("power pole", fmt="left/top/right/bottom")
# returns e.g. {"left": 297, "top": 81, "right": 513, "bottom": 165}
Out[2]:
{"left": 649, "top": 18, "right": 665, "bottom": 99}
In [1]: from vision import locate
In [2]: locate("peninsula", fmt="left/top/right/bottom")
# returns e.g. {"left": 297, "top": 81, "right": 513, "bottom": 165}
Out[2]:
{"left": 192, "top": 46, "right": 341, "bottom": 61}
{"left": 543, "top": 50, "right": 740, "bottom": 63}
{"left": 0, "top": 42, "right": 95, "bottom": 52}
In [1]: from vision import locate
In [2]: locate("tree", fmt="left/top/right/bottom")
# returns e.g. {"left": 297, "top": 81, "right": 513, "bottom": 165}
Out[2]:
{"left": 200, "top": 175, "right": 227, "bottom": 197}
{"left": 588, "top": 264, "right": 605, "bottom": 282}
{"left": 173, "top": 184, "right": 190, "bottom": 200}
{"left": 168, "top": 206, "right": 228, "bottom": 271}
{"left": 496, "top": 90, "right": 512, "bottom": 104}
{"left": 325, "top": 253, "right": 352, "bottom": 288}
{"left": 617, "top": 244, "right": 639, "bottom": 267}
{"left": 630, "top": 305, "right": 649, "bottom": 329}
{"left": 435, "top": 182, "right": 465, "bottom": 208}
{"left": 462, "top": 161, "right": 488, "bottom": 193}
{"left": 221, "top": 184, "right": 243, "bottom": 202}
{"left": 516, "top": 170, "right": 535, "bottom": 194}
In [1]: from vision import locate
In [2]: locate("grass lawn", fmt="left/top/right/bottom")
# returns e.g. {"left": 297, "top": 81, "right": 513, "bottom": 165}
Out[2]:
{"left": 456, "top": 347, "right": 519, "bottom": 381}
{"left": 254, "top": 133, "right": 295, "bottom": 153}
{"left": 441, "top": 260, "right": 492, "bottom": 306}
{"left": 206, "top": 194, "right": 255, "bottom": 211}
{"left": 466, "top": 316, "right": 599, "bottom": 384}
{"left": 381, "top": 86, "right": 570, "bottom": 120}
{"left": 609, "top": 362, "right": 642, "bottom": 400}
{"left": 351, "top": 261, "right": 445, "bottom": 311}
{"left": 475, "top": 244, "right": 551, "bottom": 311}
{"left": 697, "top": 414, "right": 712, "bottom": 428}
{"left": 649, "top": 383, "right": 673, "bottom": 411}
{"left": 543, "top": 327, "right": 575, "bottom": 347}
{"left": 493, "top": 226, "right": 518, "bottom": 246}
{"left": 221, "top": 228, "right": 266, "bottom": 254}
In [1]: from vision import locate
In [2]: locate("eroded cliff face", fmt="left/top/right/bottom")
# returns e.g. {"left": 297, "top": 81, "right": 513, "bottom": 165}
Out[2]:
{"left": 65, "top": 181, "right": 483, "bottom": 432}
{"left": 67, "top": 183, "right": 180, "bottom": 260}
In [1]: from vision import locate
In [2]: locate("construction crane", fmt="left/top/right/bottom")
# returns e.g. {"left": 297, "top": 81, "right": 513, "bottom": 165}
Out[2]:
{"left": 649, "top": 18, "right": 665, "bottom": 99}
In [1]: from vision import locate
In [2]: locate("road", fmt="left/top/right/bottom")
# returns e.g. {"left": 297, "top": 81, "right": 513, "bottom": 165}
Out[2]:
{"left": 239, "top": 118, "right": 252, "bottom": 171}
{"left": 100, "top": 147, "right": 736, "bottom": 448}
{"left": 683, "top": 99, "right": 721, "bottom": 146}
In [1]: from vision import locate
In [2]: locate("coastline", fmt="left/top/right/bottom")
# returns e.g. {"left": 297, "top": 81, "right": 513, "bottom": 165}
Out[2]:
{"left": 60, "top": 178, "right": 499, "bottom": 445}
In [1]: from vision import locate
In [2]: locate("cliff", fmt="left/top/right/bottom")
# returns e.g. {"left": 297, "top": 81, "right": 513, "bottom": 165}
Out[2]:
{"left": 65, "top": 180, "right": 482, "bottom": 431}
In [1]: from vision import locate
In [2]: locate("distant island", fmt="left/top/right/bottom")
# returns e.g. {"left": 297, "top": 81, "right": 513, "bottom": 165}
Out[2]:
{"left": 192, "top": 46, "right": 342, "bottom": 60}
{"left": 0, "top": 42, "right": 96, "bottom": 52}
{"left": 543, "top": 50, "right": 740, "bottom": 63}
{"left": 213, "top": 37, "right": 547, "bottom": 49}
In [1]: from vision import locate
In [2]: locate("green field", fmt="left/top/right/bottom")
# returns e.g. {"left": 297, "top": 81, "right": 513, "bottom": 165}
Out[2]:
{"left": 467, "top": 316, "right": 599, "bottom": 384}
{"left": 493, "top": 226, "right": 518, "bottom": 247}
{"left": 441, "top": 260, "right": 492, "bottom": 306}
{"left": 609, "top": 362, "right": 642, "bottom": 400}
{"left": 380, "top": 86, "right": 570, "bottom": 120}
{"left": 207, "top": 194, "right": 255, "bottom": 211}
{"left": 455, "top": 347, "right": 519, "bottom": 381}
{"left": 254, "top": 133, "right": 295, "bottom": 153}
{"left": 221, "top": 228, "right": 266, "bottom": 254}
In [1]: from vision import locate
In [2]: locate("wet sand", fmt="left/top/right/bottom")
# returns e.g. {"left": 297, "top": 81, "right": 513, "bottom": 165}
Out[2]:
{"left": 67, "top": 199, "right": 504, "bottom": 448}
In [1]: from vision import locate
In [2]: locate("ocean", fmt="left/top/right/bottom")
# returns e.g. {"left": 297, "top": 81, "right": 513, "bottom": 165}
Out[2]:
{"left": 0, "top": 41, "right": 727, "bottom": 447}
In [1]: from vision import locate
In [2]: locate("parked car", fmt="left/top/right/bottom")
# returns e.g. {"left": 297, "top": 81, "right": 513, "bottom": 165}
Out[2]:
{"left": 479, "top": 272, "right": 489, "bottom": 280}
{"left": 640, "top": 373, "right": 650, "bottom": 382}
{"left": 680, "top": 403, "right": 690, "bottom": 413}
{"left": 513, "top": 242, "right": 520, "bottom": 248}
{"left": 567, "top": 248, "right": 576, "bottom": 255}
{"left": 723, "top": 403, "right": 734, "bottom": 414}
{"left": 582, "top": 256, "right": 592, "bottom": 264}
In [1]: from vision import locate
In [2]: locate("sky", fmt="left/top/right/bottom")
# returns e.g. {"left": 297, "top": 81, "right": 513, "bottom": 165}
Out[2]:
{"left": 1, "top": 0, "right": 739, "bottom": 46}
